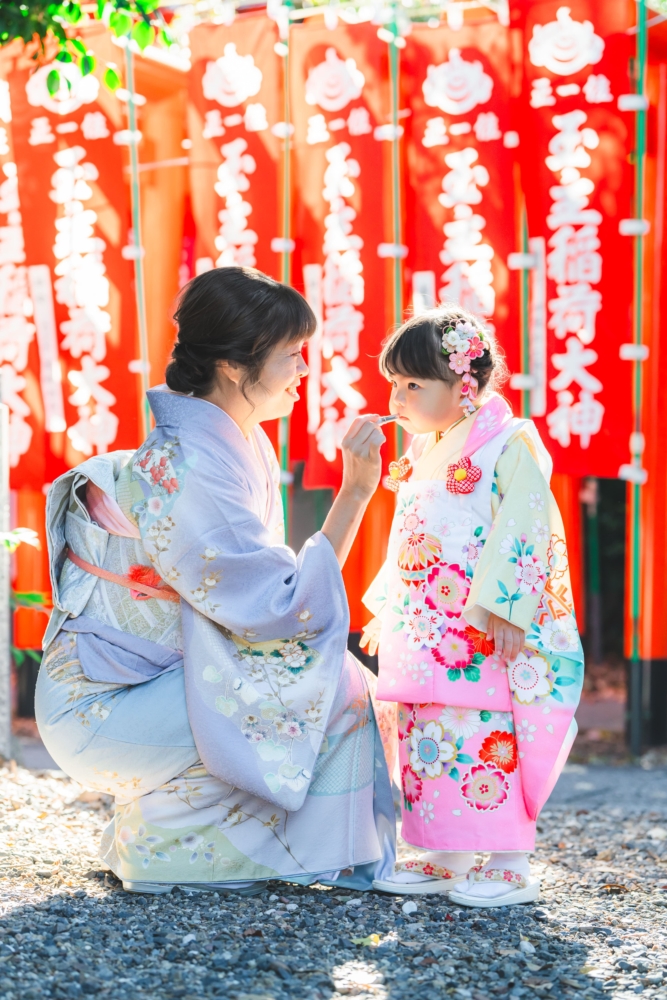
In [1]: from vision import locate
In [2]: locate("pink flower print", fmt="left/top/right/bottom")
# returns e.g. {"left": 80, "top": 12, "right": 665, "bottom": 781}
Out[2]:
{"left": 448, "top": 351, "right": 471, "bottom": 375}
{"left": 397, "top": 705, "right": 415, "bottom": 741}
{"left": 514, "top": 553, "right": 547, "bottom": 595}
{"left": 432, "top": 627, "right": 474, "bottom": 669}
{"left": 401, "top": 763, "right": 423, "bottom": 805}
{"left": 460, "top": 763, "right": 511, "bottom": 812}
{"left": 426, "top": 562, "right": 469, "bottom": 618}
{"left": 462, "top": 540, "right": 482, "bottom": 564}
{"left": 402, "top": 510, "right": 424, "bottom": 534}
{"left": 467, "top": 335, "right": 485, "bottom": 359}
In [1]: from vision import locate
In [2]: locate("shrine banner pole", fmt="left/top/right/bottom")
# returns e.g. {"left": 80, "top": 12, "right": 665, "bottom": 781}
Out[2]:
{"left": 389, "top": 8, "right": 405, "bottom": 458}
{"left": 628, "top": 0, "right": 647, "bottom": 758}
{"left": 279, "top": 4, "right": 293, "bottom": 537}
{"left": 0, "top": 393, "right": 10, "bottom": 761}
{"left": 125, "top": 43, "right": 152, "bottom": 442}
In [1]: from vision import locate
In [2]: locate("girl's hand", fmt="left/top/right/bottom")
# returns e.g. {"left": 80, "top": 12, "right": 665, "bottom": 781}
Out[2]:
{"left": 486, "top": 613, "right": 525, "bottom": 661}
{"left": 359, "top": 616, "right": 382, "bottom": 657}
{"left": 340, "top": 416, "right": 385, "bottom": 502}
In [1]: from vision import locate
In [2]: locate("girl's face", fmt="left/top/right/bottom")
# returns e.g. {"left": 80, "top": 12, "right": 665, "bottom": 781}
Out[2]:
{"left": 387, "top": 372, "right": 463, "bottom": 434}
{"left": 249, "top": 338, "right": 309, "bottom": 422}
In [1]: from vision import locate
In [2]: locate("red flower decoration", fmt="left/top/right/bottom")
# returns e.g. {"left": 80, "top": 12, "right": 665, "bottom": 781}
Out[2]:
{"left": 446, "top": 456, "right": 482, "bottom": 495}
{"left": 479, "top": 730, "right": 518, "bottom": 774}
{"left": 401, "top": 764, "right": 423, "bottom": 805}
{"left": 127, "top": 564, "right": 166, "bottom": 602}
{"left": 464, "top": 624, "right": 495, "bottom": 658}
{"left": 384, "top": 455, "right": 413, "bottom": 493}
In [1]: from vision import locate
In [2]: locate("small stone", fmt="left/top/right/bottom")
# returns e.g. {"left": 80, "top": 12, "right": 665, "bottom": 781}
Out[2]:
{"left": 648, "top": 827, "right": 667, "bottom": 841}
{"left": 402, "top": 901, "right": 418, "bottom": 915}
{"left": 519, "top": 940, "right": 536, "bottom": 954}
{"left": 285, "top": 903, "right": 298, "bottom": 912}
{"left": 345, "top": 899, "right": 362, "bottom": 907}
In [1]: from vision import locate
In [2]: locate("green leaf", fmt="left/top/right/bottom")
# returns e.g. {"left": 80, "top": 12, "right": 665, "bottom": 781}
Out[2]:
{"left": 555, "top": 676, "right": 575, "bottom": 686}
{"left": 448, "top": 766, "right": 460, "bottom": 781}
{"left": 551, "top": 687, "right": 564, "bottom": 703}
{"left": 404, "top": 798, "right": 412, "bottom": 812}
{"left": 403, "top": 593, "right": 410, "bottom": 607}
{"left": 46, "top": 69, "right": 61, "bottom": 97}
{"left": 552, "top": 659, "right": 561, "bottom": 673}
{"left": 498, "top": 579, "right": 509, "bottom": 598}
{"left": 103, "top": 66, "right": 122, "bottom": 92}
{"left": 474, "top": 525, "right": 483, "bottom": 537}
{"left": 97, "top": 0, "right": 106, "bottom": 16}
{"left": 471, "top": 652, "right": 485, "bottom": 665}
{"left": 526, "top": 544, "right": 534, "bottom": 556}
{"left": 56, "top": 50, "right": 73, "bottom": 63}
{"left": 455, "top": 736, "right": 464, "bottom": 750}
{"left": 447, "top": 668, "right": 461, "bottom": 682}
{"left": 392, "top": 622, "right": 404, "bottom": 632}
{"left": 495, "top": 597, "right": 508, "bottom": 605}
{"left": 80, "top": 54, "right": 95, "bottom": 76}
{"left": 70, "top": 38, "right": 87, "bottom": 55}
{"left": 480, "top": 710, "right": 492, "bottom": 722}
{"left": 463, "top": 665, "right": 481, "bottom": 683}
{"left": 391, "top": 606, "right": 403, "bottom": 616}
{"left": 514, "top": 538, "right": 522, "bottom": 556}
{"left": 456, "top": 753, "right": 473, "bottom": 764}
{"left": 159, "top": 27, "right": 174, "bottom": 47}
{"left": 132, "top": 19, "right": 155, "bottom": 50}
{"left": 508, "top": 556, "right": 517, "bottom": 564}
{"left": 109, "top": 9, "right": 132, "bottom": 37}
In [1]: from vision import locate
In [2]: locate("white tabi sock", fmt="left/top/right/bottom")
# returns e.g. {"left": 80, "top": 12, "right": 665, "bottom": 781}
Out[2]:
{"left": 391, "top": 851, "right": 476, "bottom": 883}
{"left": 461, "top": 851, "right": 531, "bottom": 898}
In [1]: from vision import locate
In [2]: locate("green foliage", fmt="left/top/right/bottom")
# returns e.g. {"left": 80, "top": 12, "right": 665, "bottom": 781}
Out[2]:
{"left": 11, "top": 590, "right": 50, "bottom": 614}
{"left": 11, "top": 647, "right": 41, "bottom": 669}
{"left": 0, "top": 1, "right": 167, "bottom": 56}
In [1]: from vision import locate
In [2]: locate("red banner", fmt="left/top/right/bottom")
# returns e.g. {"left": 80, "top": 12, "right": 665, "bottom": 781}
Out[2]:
{"left": 512, "top": 1, "right": 634, "bottom": 476}
{"left": 9, "top": 53, "right": 141, "bottom": 487}
{"left": 403, "top": 20, "right": 521, "bottom": 384}
{"left": 187, "top": 16, "right": 283, "bottom": 281}
{"left": 290, "top": 21, "right": 392, "bottom": 489}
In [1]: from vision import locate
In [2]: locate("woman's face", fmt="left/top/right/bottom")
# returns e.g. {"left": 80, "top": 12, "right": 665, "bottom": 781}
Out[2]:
{"left": 247, "top": 337, "right": 309, "bottom": 422}
{"left": 387, "top": 372, "right": 463, "bottom": 434}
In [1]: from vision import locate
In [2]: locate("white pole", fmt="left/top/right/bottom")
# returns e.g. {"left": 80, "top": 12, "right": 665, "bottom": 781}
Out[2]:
{"left": 0, "top": 390, "right": 10, "bottom": 760}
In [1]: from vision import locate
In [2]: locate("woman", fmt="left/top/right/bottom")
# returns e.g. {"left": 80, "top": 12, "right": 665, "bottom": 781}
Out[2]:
{"left": 36, "top": 266, "right": 395, "bottom": 894}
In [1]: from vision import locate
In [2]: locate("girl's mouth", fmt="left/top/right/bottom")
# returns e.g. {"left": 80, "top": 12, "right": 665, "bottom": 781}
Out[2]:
{"left": 286, "top": 385, "right": 300, "bottom": 399}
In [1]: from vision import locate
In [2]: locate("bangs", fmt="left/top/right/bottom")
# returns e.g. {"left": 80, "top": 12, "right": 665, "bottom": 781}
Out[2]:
{"left": 266, "top": 281, "right": 317, "bottom": 344}
{"left": 380, "top": 318, "right": 452, "bottom": 382}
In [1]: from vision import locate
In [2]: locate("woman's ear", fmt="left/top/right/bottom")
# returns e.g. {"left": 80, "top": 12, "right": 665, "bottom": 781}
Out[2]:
{"left": 218, "top": 360, "right": 243, "bottom": 386}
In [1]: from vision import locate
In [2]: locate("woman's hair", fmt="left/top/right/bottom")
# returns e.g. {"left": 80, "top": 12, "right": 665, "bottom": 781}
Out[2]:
{"left": 166, "top": 266, "right": 316, "bottom": 398}
{"left": 379, "top": 304, "right": 508, "bottom": 395}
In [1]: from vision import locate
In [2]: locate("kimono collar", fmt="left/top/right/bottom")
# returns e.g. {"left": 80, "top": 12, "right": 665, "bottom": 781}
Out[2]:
{"left": 461, "top": 393, "right": 513, "bottom": 460}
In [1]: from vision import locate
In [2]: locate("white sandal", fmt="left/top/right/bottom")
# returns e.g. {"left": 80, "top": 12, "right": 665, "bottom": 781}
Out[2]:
{"left": 447, "top": 868, "right": 540, "bottom": 908}
{"left": 372, "top": 859, "right": 468, "bottom": 895}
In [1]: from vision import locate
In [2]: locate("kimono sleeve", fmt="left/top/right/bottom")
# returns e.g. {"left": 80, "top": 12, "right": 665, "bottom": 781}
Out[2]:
{"left": 462, "top": 431, "right": 555, "bottom": 635}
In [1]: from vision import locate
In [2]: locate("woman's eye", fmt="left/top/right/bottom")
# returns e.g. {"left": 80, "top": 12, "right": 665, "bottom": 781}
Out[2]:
{"left": 408, "top": 383, "right": 420, "bottom": 390}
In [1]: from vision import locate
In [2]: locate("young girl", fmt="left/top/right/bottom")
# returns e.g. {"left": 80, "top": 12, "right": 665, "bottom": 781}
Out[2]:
{"left": 360, "top": 307, "right": 584, "bottom": 906}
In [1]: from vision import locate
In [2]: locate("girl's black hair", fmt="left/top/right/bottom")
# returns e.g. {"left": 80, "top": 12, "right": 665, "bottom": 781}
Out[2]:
{"left": 166, "top": 266, "right": 316, "bottom": 398}
{"left": 379, "top": 304, "right": 507, "bottom": 394}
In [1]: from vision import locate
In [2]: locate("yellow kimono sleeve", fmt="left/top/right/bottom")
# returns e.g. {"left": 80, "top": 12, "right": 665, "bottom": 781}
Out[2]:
{"left": 463, "top": 430, "right": 556, "bottom": 635}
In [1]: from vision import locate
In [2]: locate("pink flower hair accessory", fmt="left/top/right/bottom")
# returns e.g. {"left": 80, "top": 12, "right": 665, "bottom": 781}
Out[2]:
{"left": 441, "top": 320, "right": 489, "bottom": 415}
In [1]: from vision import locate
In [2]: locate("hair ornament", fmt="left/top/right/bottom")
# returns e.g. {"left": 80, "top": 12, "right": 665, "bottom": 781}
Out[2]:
{"left": 440, "top": 320, "right": 489, "bottom": 416}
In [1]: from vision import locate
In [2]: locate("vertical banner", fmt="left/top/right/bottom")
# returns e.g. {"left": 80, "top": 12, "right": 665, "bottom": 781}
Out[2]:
{"left": 290, "top": 21, "right": 391, "bottom": 489}
{"left": 187, "top": 15, "right": 283, "bottom": 281}
{"left": 402, "top": 20, "right": 520, "bottom": 382}
{"left": 9, "top": 54, "right": 140, "bottom": 481}
{"left": 512, "top": 2, "right": 633, "bottom": 476}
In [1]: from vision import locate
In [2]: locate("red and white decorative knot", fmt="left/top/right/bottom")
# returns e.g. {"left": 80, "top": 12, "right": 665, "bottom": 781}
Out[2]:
{"left": 446, "top": 456, "right": 482, "bottom": 495}
{"left": 384, "top": 455, "right": 413, "bottom": 493}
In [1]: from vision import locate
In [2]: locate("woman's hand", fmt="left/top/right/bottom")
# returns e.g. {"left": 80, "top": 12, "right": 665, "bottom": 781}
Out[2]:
{"left": 321, "top": 417, "right": 386, "bottom": 569}
{"left": 486, "top": 613, "right": 525, "bottom": 661}
{"left": 339, "top": 416, "right": 385, "bottom": 502}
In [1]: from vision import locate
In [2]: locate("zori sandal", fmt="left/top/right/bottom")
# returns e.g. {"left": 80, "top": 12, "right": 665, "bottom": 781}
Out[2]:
{"left": 447, "top": 868, "right": 541, "bottom": 908}
{"left": 372, "top": 859, "right": 468, "bottom": 895}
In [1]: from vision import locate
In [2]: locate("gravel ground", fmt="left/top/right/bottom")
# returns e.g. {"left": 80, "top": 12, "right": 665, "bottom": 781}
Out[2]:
{"left": 1, "top": 761, "right": 666, "bottom": 1000}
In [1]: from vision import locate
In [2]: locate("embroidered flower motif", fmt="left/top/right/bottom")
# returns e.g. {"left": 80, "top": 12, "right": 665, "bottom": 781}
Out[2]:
{"left": 479, "top": 730, "right": 518, "bottom": 774}
{"left": 402, "top": 510, "right": 425, "bottom": 534}
{"left": 547, "top": 534, "right": 569, "bottom": 580}
{"left": 419, "top": 802, "right": 435, "bottom": 824}
{"left": 446, "top": 457, "right": 482, "bottom": 495}
{"left": 499, "top": 533, "right": 516, "bottom": 554}
{"left": 436, "top": 517, "right": 455, "bottom": 537}
{"left": 425, "top": 562, "right": 469, "bottom": 618}
{"left": 508, "top": 652, "right": 553, "bottom": 704}
{"left": 529, "top": 492, "right": 545, "bottom": 511}
{"left": 90, "top": 701, "right": 110, "bottom": 721}
{"left": 432, "top": 628, "right": 475, "bottom": 670}
{"left": 401, "top": 764, "right": 423, "bottom": 805}
{"left": 531, "top": 518, "right": 550, "bottom": 543}
{"left": 147, "top": 496, "right": 163, "bottom": 515}
{"left": 409, "top": 721, "right": 456, "bottom": 778}
{"left": 280, "top": 642, "right": 308, "bottom": 670}
{"left": 274, "top": 712, "right": 308, "bottom": 741}
{"left": 404, "top": 602, "right": 444, "bottom": 649}
{"left": 540, "top": 617, "right": 578, "bottom": 653}
{"left": 438, "top": 706, "right": 481, "bottom": 740}
{"left": 460, "top": 763, "right": 511, "bottom": 812}
{"left": 517, "top": 718, "right": 537, "bottom": 743}
{"left": 398, "top": 530, "right": 443, "bottom": 588}
{"left": 464, "top": 624, "right": 495, "bottom": 657}
{"left": 514, "top": 553, "right": 547, "bottom": 595}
